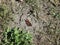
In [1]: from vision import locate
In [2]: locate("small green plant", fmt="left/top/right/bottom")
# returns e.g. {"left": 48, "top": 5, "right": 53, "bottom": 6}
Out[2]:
{"left": 1, "top": 27, "right": 33, "bottom": 45}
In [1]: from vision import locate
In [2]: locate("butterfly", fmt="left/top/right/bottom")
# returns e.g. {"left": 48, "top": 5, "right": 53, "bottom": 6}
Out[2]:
{"left": 15, "top": 0, "right": 23, "bottom": 2}
{"left": 25, "top": 19, "right": 32, "bottom": 26}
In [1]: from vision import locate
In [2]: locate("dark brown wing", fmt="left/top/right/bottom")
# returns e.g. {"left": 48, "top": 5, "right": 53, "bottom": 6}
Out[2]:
{"left": 15, "top": 0, "right": 23, "bottom": 2}
{"left": 25, "top": 19, "right": 32, "bottom": 26}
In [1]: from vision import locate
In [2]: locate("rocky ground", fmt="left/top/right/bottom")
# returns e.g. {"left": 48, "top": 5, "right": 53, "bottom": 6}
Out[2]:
{"left": 0, "top": 0, "right": 60, "bottom": 45}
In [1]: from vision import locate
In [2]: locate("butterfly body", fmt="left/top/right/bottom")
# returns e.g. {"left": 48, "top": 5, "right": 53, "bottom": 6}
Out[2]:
{"left": 25, "top": 19, "right": 32, "bottom": 26}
